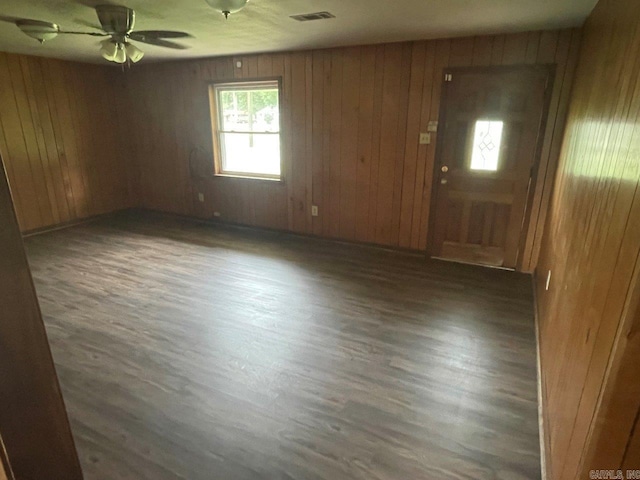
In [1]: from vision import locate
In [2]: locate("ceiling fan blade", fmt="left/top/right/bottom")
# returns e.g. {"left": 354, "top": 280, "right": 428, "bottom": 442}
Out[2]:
{"left": 14, "top": 18, "right": 108, "bottom": 42}
{"left": 0, "top": 15, "right": 24, "bottom": 24}
{"left": 128, "top": 36, "right": 190, "bottom": 50}
{"left": 58, "top": 30, "right": 109, "bottom": 37}
{"left": 130, "top": 30, "right": 192, "bottom": 39}
{"left": 73, "top": 18, "right": 103, "bottom": 31}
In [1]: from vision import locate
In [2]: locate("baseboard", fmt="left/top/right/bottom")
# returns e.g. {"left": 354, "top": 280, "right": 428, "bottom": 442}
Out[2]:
{"left": 22, "top": 209, "right": 135, "bottom": 238}
{"left": 133, "top": 207, "right": 431, "bottom": 259}
{"left": 532, "top": 270, "right": 550, "bottom": 480}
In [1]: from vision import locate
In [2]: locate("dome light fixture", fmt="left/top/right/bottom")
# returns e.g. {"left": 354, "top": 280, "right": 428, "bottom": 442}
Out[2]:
{"left": 15, "top": 20, "right": 60, "bottom": 43}
{"left": 205, "top": 0, "right": 249, "bottom": 19}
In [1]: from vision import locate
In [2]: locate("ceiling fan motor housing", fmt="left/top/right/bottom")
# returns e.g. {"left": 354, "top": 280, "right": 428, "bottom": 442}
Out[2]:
{"left": 96, "top": 5, "right": 135, "bottom": 35}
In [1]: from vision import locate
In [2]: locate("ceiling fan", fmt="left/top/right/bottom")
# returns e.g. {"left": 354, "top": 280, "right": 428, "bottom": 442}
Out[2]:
{"left": 15, "top": 5, "right": 192, "bottom": 64}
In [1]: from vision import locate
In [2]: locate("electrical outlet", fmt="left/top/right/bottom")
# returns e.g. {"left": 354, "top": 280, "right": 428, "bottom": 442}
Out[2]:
{"left": 419, "top": 133, "right": 431, "bottom": 145}
{"left": 545, "top": 270, "right": 552, "bottom": 291}
{"left": 311, "top": 205, "right": 319, "bottom": 217}
{"left": 198, "top": 192, "right": 204, "bottom": 203}
{"left": 213, "top": 211, "right": 221, "bottom": 217}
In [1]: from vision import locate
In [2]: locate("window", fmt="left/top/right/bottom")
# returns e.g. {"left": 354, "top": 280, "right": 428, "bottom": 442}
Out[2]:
{"left": 210, "top": 80, "right": 281, "bottom": 180}
{"left": 470, "top": 120, "right": 503, "bottom": 171}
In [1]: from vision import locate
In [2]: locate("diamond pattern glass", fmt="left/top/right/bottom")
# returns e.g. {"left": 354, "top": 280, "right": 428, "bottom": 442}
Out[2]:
{"left": 470, "top": 120, "right": 503, "bottom": 171}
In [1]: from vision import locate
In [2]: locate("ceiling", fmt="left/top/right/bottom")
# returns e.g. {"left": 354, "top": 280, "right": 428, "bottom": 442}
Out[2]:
{"left": 0, "top": 0, "right": 598, "bottom": 64}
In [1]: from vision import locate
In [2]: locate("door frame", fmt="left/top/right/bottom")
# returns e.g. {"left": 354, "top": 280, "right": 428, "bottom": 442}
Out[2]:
{"left": 426, "top": 64, "right": 556, "bottom": 271}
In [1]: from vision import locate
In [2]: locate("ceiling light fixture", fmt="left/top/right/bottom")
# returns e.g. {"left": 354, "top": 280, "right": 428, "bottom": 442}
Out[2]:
{"left": 15, "top": 20, "right": 60, "bottom": 43}
{"left": 113, "top": 43, "right": 127, "bottom": 64}
{"left": 125, "top": 42, "right": 144, "bottom": 63}
{"left": 14, "top": 5, "right": 190, "bottom": 65}
{"left": 204, "top": 0, "right": 249, "bottom": 19}
{"left": 100, "top": 39, "right": 144, "bottom": 64}
{"left": 100, "top": 39, "right": 118, "bottom": 61}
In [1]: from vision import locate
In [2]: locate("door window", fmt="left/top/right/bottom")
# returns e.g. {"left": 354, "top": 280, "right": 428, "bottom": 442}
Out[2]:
{"left": 470, "top": 120, "right": 503, "bottom": 171}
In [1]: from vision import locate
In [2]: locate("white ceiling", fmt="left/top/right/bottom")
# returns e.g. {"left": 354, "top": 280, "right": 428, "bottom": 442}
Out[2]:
{"left": 0, "top": 0, "right": 597, "bottom": 64}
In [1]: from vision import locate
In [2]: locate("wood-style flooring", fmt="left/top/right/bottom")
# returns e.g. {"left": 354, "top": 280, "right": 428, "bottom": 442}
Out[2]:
{"left": 25, "top": 211, "right": 541, "bottom": 480}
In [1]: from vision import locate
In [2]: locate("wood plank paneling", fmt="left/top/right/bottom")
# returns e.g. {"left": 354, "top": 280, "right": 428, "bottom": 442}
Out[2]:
{"left": 376, "top": 43, "right": 404, "bottom": 245}
{"left": 535, "top": 0, "right": 640, "bottom": 477}
{"left": 338, "top": 47, "right": 360, "bottom": 241}
{"left": 0, "top": 153, "right": 82, "bottom": 478}
{"left": 583, "top": 255, "right": 640, "bottom": 472}
{"left": 354, "top": 46, "right": 376, "bottom": 242}
{"left": 123, "top": 30, "right": 580, "bottom": 269}
{"left": 0, "top": 52, "right": 133, "bottom": 232}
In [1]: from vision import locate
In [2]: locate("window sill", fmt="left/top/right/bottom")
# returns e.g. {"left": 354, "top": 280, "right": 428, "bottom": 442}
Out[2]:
{"left": 213, "top": 173, "right": 284, "bottom": 184}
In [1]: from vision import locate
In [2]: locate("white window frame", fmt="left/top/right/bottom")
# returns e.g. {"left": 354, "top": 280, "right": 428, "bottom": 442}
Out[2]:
{"left": 209, "top": 79, "right": 283, "bottom": 181}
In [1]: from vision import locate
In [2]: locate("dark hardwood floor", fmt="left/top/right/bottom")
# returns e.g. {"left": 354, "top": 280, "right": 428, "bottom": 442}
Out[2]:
{"left": 25, "top": 211, "right": 541, "bottom": 480}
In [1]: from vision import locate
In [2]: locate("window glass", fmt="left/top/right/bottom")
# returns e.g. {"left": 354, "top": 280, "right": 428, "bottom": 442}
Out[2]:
{"left": 211, "top": 81, "right": 281, "bottom": 179}
{"left": 470, "top": 120, "right": 503, "bottom": 171}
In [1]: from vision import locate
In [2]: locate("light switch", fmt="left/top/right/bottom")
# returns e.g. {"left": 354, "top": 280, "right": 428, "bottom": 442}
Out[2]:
{"left": 198, "top": 193, "right": 204, "bottom": 203}
{"left": 311, "top": 205, "right": 319, "bottom": 217}
{"left": 419, "top": 133, "right": 431, "bottom": 145}
{"left": 427, "top": 121, "right": 438, "bottom": 132}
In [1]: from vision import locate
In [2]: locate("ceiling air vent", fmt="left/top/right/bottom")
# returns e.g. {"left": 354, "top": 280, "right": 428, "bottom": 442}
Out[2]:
{"left": 290, "top": 11, "right": 335, "bottom": 22}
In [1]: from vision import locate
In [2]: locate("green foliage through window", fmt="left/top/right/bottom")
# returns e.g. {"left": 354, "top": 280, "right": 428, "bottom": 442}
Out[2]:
{"left": 218, "top": 88, "right": 279, "bottom": 133}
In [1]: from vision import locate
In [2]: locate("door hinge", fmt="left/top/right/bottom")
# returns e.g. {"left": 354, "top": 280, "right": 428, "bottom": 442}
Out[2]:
{"left": 444, "top": 73, "right": 453, "bottom": 82}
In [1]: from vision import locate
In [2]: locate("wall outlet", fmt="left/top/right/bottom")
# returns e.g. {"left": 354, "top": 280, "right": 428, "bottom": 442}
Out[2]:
{"left": 198, "top": 192, "right": 204, "bottom": 203}
{"left": 545, "top": 270, "right": 552, "bottom": 291}
{"left": 419, "top": 133, "right": 431, "bottom": 145}
{"left": 311, "top": 205, "right": 319, "bottom": 217}
{"left": 213, "top": 211, "right": 221, "bottom": 217}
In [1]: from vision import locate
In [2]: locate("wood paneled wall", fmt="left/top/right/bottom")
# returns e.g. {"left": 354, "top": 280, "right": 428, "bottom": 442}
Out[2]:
{"left": 125, "top": 29, "right": 581, "bottom": 270}
{"left": 583, "top": 268, "right": 640, "bottom": 472}
{"left": 536, "top": 0, "right": 640, "bottom": 477}
{"left": 0, "top": 155, "right": 82, "bottom": 478}
{"left": 0, "top": 52, "right": 134, "bottom": 232}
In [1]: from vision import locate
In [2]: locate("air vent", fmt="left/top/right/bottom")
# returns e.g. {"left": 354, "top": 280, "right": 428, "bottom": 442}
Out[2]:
{"left": 290, "top": 11, "right": 335, "bottom": 22}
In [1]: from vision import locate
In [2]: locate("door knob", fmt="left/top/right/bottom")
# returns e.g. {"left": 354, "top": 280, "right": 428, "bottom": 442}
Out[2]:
{"left": 441, "top": 165, "right": 449, "bottom": 173}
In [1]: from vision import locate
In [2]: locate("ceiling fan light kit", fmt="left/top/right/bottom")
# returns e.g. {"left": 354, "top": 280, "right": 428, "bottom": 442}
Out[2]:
{"left": 15, "top": 4, "right": 190, "bottom": 65}
{"left": 100, "top": 40, "right": 144, "bottom": 64}
{"left": 113, "top": 43, "right": 127, "bottom": 64}
{"left": 100, "top": 39, "right": 118, "bottom": 61}
{"left": 205, "top": 0, "right": 249, "bottom": 18}
{"left": 125, "top": 42, "right": 144, "bottom": 63}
